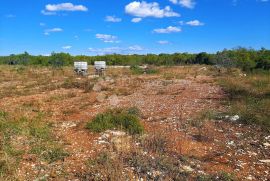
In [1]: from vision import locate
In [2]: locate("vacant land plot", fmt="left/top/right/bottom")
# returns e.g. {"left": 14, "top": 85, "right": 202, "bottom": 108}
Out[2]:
{"left": 0, "top": 65, "right": 269, "bottom": 180}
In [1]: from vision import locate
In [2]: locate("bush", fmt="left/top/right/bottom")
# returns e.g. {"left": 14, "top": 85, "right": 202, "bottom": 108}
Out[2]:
{"left": 130, "top": 65, "right": 159, "bottom": 75}
{"left": 86, "top": 108, "right": 144, "bottom": 135}
{"left": 130, "top": 65, "right": 144, "bottom": 74}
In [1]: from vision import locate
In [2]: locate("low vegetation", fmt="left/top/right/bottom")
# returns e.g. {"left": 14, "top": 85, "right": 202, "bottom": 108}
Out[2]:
{"left": 1, "top": 47, "right": 269, "bottom": 71}
{"left": 86, "top": 108, "right": 144, "bottom": 135}
{"left": 219, "top": 70, "right": 270, "bottom": 131}
{"left": 0, "top": 63, "right": 269, "bottom": 180}
{"left": 82, "top": 145, "right": 189, "bottom": 180}
{"left": 0, "top": 111, "right": 68, "bottom": 179}
{"left": 130, "top": 65, "right": 159, "bottom": 75}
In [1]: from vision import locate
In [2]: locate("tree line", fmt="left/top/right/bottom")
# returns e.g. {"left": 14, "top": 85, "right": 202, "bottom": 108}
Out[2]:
{"left": 0, "top": 47, "right": 269, "bottom": 71}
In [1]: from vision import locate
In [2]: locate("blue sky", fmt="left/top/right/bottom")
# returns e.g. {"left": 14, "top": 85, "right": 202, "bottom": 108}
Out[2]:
{"left": 0, "top": 0, "right": 269, "bottom": 56}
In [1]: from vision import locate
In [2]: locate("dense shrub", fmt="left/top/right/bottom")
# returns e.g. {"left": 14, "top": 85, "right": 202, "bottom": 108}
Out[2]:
{"left": 1, "top": 47, "right": 269, "bottom": 71}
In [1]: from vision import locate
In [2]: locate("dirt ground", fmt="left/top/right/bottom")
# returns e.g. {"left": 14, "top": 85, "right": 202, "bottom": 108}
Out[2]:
{"left": 0, "top": 65, "right": 269, "bottom": 180}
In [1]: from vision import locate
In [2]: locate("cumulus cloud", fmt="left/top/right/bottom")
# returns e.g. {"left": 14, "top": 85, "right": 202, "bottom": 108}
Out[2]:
{"left": 169, "top": 0, "right": 196, "bottom": 9}
{"left": 41, "top": 10, "right": 57, "bottom": 16}
{"left": 105, "top": 16, "right": 122, "bottom": 22}
{"left": 89, "top": 47, "right": 122, "bottom": 54}
{"left": 131, "top": 17, "right": 142, "bottom": 23}
{"left": 128, "top": 45, "right": 143, "bottom": 51}
{"left": 89, "top": 45, "right": 143, "bottom": 55}
{"left": 45, "top": 3, "right": 88, "bottom": 12}
{"left": 42, "top": 3, "right": 87, "bottom": 15}
{"left": 125, "top": 1, "right": 180, "bottom": 18}
{"left": 62, "top": 45, "right": 72, "bottom": 49}
{"left": 157, "top": 40, "right": 170, "bottom": 44}
{"left": 186, "top": 20, "right": 204, "bottom": 26}
{"left": 96, "top": 34, "right": 119, "bottom": 43}
{"left": 154, "top": 26, "right": 181, "bottom": 33}
{"left": 44, "top": 28, "right": 63, "bottom": 35}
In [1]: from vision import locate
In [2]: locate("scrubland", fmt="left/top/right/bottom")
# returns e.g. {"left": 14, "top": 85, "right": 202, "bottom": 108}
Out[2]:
{"left": 0, "top": 65, "right": 269, "bottom": 180}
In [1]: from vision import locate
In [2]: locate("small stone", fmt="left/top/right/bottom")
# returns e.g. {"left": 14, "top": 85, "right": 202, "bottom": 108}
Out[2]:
{"left": 96, "top": 93, "right": 106, "bottom": 102}
{"left": 93, "top": 84, "right": 102, "bottom": 92}
{"left": 230, "top": 115, "right": 240, "bottom": 121}
{"left": 259, "top": 159, "right": 270, "bottom": 163}
{"left": 227, "top": 141, "right": 235, "bottom": 146}
{"left": 246, "top": 175, "right": 253, "bottom": 180}
{"left": 181, "top": 165, "right": 194, "bottom": 172}
{"left": 108, "top": 95, "right": 119, "bottom": 106}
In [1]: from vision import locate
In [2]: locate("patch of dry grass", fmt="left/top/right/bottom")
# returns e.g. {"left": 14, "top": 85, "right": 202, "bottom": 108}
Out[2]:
{"left": 218, "top": 70, "right": 270, "bottom": 131}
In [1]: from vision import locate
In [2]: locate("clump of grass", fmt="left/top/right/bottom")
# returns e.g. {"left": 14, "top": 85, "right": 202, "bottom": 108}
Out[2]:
{"left": 188, "top": 110, "right": 215, "bottom": 142}
{"left": 141, "top": 132, "right": 168, "bottom": 154}
{"left": 130, "top": 65, "right": 144, "bottom": 74}
{"left": 82, "top": 151, "right": 125, "bottom": 180}
{"left": 197, "top": 171, "right": 236, "bottom": 181}
{"left": 126, "top": 107, "right": 141, "bottom": 117}
{"left": 61, "top": 78, "right": 94, "bottom": 93}
{"left": 86, "top": 108, "right": 144, "bottom": 135}
{"left": 42, "top": 147, "right": 69, "bottom": 163}
{"left": 130, "top": 65, "right": 159, "bottom": 75}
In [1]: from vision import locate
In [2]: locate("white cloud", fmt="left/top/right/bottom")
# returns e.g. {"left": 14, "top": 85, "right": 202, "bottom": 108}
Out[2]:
{"left": 89, "top": 45, "right": 143, "bottom": 55}
{"left": 89, "top": 47, "right": 123, "bottom": 55}
{"left": 128, "top": 45, "right": 143, "bottom": 51}
{"left": 44, "top": 28, "right": 63, "bottom": 35}
{"left": 131, "top": 17, "right": 142, "bottom": 23}
{"left": 105, "top": 16, "right": 122, "bottom": 22}
{"left": 157, "top": 40, "right": 169, "bottom": 44}
{"left": 45, "top": 3, "right": 88, "bottom": 12}
{"left": 96, "top": 34, "right": 119, "bottom": 43}
{"left": 125, "top": 1, "right": 180, "bottom": 18}
{"left": 42, "top": 3, "right": 87, "bottom": 15}
{"left": 154, "top": 26, "right": 181, "bottom": 33}
{"left": 41, "top": 10, "right": 57, "bottom": 16}
{"left": 169, "top": 0, "right": 196, "bottom": 9}
{"left": 186, "top": 20, "right": 204, "bottom": 26}
{"left": 62, "top": 45, "right": 72, "bottom": 49}
{"left": 40, "top": 22, "right": 46, "bottom": 26}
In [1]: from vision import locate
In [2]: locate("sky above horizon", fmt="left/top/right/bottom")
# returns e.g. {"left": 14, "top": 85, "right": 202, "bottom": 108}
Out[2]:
{"left": 0, "top": 0, "right": 269, "bottom": 56}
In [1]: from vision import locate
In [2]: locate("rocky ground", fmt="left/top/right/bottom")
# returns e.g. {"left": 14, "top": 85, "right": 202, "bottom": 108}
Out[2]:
{"left": 0, "top": 66, "right": 269, "bottom": 180}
